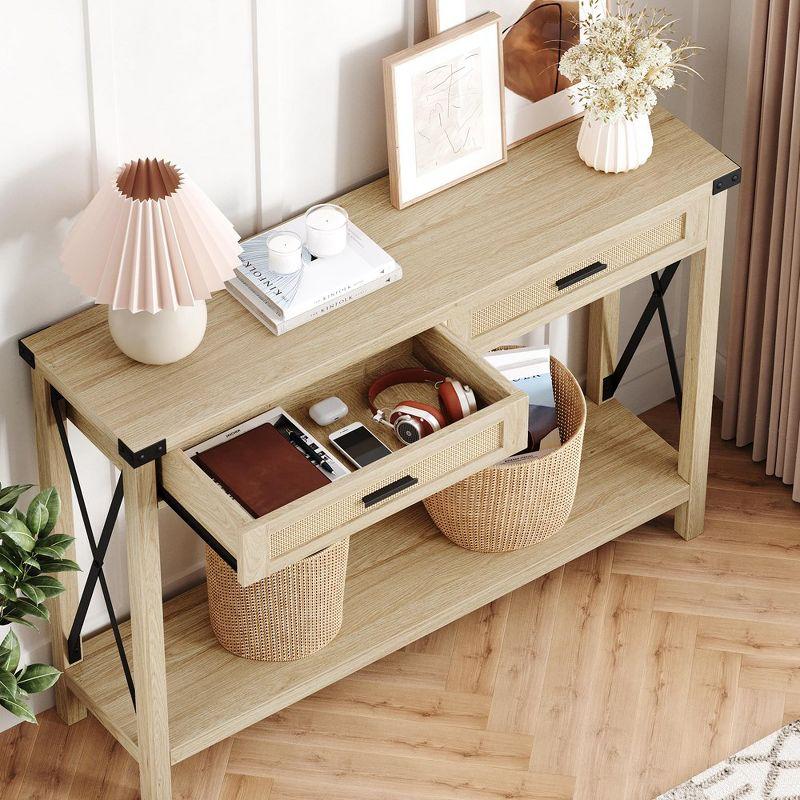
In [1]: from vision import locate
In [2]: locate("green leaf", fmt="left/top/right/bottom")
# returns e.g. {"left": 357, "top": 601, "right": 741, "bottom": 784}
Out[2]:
{"left": 11, "top": 598, "right": 49, "bottom": 621}
{"left": 33, "top": 546, "right": 63, "bottom": 560}
{"left": 25, "top": 502, "right": 48, "bottom": 537}
{"left": 2, "top": 614, "right": 37, "bottom": 630}
{"left": 17, "top": 664, "right": 60, "bottom": 695}
{"left": 0, "top": 668, "right": 17, "bottom": 700}
{"left": 31, "top": 489, "right": 60, "bottom": 536}
{"left": 0, "top": 572, "right": 16, "bottom": 601}
{"left": 38, "top": 534, "right": 73, "bottom": 551}
{"left": 26, "top": 575, "right": 64, "bottom": 599}
{"left": 0, "top": 552, "right": 22, "bottom": 577}
{"left": 4, "top": 520, "right": 35, "bottom": 552}
{"left": 0, "top": 693, "right": 36, "bottom": 723}
{"left": 0, "top": 485, "right": 32, "bottom": 513}
{"left": 0, "top": 512, "right": 15, "bottom": 532}
{"left": 14, "top": 509, "right": 26, "bottom": 522}
{"left": 0, "top": 630, "right": 20, "bottom": 672}
{"left": 19, "top": 583, "right": 45, "bottom": 605}
{"left": 37, "top": 558, "right": 80, "bottom": 573}
{"left": 23, "top": 556, "right": 40, "bottom": 570}
{"left": 0, "top": 542, "right": 21, "bottom": 560}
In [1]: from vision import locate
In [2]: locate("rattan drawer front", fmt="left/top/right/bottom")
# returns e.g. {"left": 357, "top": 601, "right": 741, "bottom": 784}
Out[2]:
{"left": 471, "top": 214, "right": 686, "bottom": 339}
{"left": 270, "top": 423, "right": 502, "bottom": 558}
{"left": 160, "top": 324, "right": 528, "bottom": 584}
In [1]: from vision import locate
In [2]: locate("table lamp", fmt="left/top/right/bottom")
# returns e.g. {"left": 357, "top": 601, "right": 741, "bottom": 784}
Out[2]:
{"left": 60, "top": 158, "right": 242, "bottom": 365}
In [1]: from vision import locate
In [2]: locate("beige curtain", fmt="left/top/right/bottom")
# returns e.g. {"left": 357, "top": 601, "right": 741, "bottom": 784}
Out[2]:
{"left": 722, "top": 0, "right": 800, "bottom": 503}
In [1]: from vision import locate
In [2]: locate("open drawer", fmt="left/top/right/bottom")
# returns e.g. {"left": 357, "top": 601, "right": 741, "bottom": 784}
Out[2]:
{"left": 160, "top": 325, "right": 527, "bottom": 585}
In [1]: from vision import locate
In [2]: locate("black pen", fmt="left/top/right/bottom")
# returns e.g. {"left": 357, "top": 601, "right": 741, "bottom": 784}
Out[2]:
{"left": 288, "top": 432, "right": 334, "bottom": 474}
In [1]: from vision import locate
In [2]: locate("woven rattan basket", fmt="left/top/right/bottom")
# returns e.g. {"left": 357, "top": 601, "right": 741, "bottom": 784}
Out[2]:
{"left": 206, "top": 537, "right": 348, "bottom": 661}
{"left": 424, "top": 357, "right": 586, "bottom": 552}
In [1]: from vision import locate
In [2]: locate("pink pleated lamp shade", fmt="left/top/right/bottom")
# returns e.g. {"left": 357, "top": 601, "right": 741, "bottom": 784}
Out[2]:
{"left": 61, "top": 158, "right": 243, "bottom": 313}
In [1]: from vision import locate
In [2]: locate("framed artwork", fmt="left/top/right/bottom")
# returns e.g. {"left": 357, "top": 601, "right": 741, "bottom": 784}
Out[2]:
{"left": 383, "top": 13, "right": 506, "bottom": 210}
{"left": 427, "top": 0, "right": 604, "bottom": 147}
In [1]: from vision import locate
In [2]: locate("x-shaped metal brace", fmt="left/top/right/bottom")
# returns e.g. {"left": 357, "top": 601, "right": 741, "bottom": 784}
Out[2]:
{"left": 50, "top": 388, "right": 136, "bottom": 709}
{"left": 602, "top": 260, "right": 683, "bottom": 415}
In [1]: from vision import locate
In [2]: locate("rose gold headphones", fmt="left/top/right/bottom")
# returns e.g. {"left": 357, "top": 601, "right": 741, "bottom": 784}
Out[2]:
{"left": 368, "top": 368, "right": 477, "bottom": 445}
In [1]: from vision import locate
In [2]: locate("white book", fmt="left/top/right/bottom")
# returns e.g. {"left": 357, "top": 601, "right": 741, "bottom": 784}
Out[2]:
{"left": 227, "top": 267, "right": 403, "bottom": 336}
{"left": 237, "top": 214, "right": 399, "bottom": 320}
{"left": 484, "top": 346, "right": 551, "bottom": 372}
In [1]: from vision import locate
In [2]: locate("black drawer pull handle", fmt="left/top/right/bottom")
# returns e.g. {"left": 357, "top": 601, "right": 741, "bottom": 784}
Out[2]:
{"left": 556, "top": 261, "right": 607, "bottom": 291}
{"left": 362, "top": 475, "right": 418, "bottom": 508}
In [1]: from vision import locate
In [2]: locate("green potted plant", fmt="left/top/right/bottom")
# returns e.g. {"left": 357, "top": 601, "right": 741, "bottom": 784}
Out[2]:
{"left": 0, "top": 482, "right": 80, "bottom": 723}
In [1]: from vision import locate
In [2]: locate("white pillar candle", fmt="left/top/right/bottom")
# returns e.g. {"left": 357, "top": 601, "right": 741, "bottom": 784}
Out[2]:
{"left": 304, "top": 204, "right": 349, "bottom": 258}
{"left": 267, "top": 231, "right": 303, "bottom": 274}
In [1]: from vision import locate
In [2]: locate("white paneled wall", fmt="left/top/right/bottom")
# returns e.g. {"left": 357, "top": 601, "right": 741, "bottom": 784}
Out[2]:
{"left": 0, "top": 0, "right": 739, "bottom": 730}
{"left": 1, "top": 2, "right": 95, "bottom": 726}
{"left": 269, "top": 2, "right": 409, "bottom": 219}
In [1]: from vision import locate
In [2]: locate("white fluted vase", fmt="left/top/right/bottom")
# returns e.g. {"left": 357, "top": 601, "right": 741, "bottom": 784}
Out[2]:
{"left": 577, "top": 113, "right": 653, "bottom": 174}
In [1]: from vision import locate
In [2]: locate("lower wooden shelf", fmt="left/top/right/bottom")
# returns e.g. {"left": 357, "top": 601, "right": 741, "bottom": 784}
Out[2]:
{"left": 64, "top": 398, "right": 689, "bottom": 765}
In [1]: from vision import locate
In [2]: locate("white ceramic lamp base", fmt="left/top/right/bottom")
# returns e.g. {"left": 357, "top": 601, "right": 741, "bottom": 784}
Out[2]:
{"left": 108, "top": 302, "right": 207, "bottom": 365}
{"left": 577, "top": 113, "right": 653, "bottom": 174}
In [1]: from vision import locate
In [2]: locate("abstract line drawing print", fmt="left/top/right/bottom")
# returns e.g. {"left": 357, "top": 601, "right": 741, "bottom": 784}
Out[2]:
{"left": 412, "top": 50, "right": 485, "bottom": 177}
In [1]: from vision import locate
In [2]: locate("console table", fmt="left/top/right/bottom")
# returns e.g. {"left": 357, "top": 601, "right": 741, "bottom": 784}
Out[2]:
{"left": 19, "top": 108, "right": 737, "bottom": 799}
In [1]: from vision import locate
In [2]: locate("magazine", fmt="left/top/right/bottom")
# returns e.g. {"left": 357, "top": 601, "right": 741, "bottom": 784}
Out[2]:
{"left": 484, "top": 347, "right": 560, "bottom": 462}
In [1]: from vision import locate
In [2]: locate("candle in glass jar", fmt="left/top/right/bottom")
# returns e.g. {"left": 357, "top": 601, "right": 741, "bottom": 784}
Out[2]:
{"left": 304, "top": 204, "right": 349, "bottom": 257}
{"left": 267, "top": 231, "right": 303, "bottom": 274}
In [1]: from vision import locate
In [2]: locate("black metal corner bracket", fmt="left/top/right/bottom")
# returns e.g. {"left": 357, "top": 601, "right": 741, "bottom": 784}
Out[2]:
{"left": 50, "top": 388, "right": 136, "bottom": 709}
{"left": 18, "top": 338, "right": 35, "bottom": 369}
{"left": 713, "top": 166, "right": 742, "bottom": 195}
{"left": 118, "top": 438, "right": 167, "bottom": 469}
{"left": 603, "top": 260, "right": 683, "bottom": 416}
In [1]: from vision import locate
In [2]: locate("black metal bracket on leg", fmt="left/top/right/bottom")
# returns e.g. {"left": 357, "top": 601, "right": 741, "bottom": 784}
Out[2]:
{"left": 118, "top": 438, "right": 166, "bottom": 469}
{"left": 50, "top": 388, "right": 136, "bottom": 709}
{"left": 602, "top": 260, "right": 683, "bottom": 414}
{"left": 713, "top": 166, "right": 742, "bottom": 195}
{"left": 18, "top": 338, "right": 35, "bottom": 369}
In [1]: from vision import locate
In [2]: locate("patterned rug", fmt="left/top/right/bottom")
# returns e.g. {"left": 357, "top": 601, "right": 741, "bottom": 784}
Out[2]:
{"left": 657, "top": 721, "right": 800, "bottom": 799}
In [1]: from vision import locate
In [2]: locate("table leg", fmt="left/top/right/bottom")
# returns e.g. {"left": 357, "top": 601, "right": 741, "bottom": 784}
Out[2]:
{"left": 674, "top": 191, "right": 727, "bottom": 540}
{"left": 31, "top": 371, "right": 87, "bottom": 725}
{"left": 586, "top": 290, "right": 620, "bottom": 404}
{"left": 123, "top": 462, "right": 173, "bottom": 799}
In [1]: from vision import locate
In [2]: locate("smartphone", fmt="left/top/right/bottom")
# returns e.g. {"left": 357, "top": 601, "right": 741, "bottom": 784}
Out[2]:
{"left": 328, "top": 422, "right": 392, "bottom": 469}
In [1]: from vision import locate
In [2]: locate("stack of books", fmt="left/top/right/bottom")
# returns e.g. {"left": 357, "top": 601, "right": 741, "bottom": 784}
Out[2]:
{"left": 227, "top": 214, "right": 402, "bottom": 335}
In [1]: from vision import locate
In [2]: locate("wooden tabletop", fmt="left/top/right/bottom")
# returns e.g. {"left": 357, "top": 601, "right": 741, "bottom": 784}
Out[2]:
{"left": 23, "top": 109, "right": 735, "bottom": 454}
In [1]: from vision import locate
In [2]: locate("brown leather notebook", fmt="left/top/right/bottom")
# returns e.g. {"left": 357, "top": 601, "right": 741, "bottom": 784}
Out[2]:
{"left": 193, "top": 423, "right": 328, "bottom": 518}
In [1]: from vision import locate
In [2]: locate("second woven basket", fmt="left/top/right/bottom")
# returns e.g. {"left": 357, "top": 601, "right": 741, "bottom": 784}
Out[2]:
{"left": 206, "top": 537, "right": 348, "bottom": 661}
{"left": 423, "top": 357, "right": 586, "bottom": 552}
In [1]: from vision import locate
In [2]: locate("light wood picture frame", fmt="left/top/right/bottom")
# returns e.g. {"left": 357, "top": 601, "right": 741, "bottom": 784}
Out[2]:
{"left": 428, "top": 0, "right": 605, "bottom": 148}
{"left": 383, "top": 13, "right": 507, "bottom": 210}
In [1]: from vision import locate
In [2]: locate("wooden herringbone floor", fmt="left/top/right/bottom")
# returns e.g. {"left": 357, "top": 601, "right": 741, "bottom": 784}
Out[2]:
{"left": 2, "top": 400, "right": 799, "bottom": 800}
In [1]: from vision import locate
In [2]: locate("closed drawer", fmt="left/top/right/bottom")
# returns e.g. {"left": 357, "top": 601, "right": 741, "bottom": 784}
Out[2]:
{"left": 471, "top": 212, "right": 689, "bottom": 344}
{"left": 160, "top": 325, "right": 527, "bottom": 585}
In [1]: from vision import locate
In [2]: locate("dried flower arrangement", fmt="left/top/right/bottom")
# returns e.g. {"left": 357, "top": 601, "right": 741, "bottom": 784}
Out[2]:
{"left": 559, "top": 2, "right": 701, "bottom": 124}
